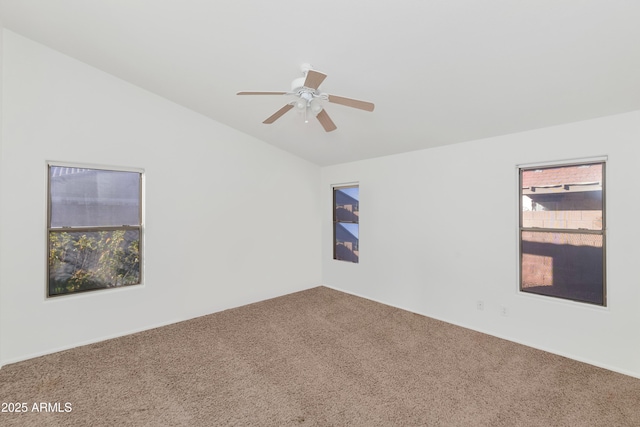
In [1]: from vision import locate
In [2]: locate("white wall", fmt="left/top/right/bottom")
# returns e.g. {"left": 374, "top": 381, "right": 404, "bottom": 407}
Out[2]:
{"left": 0, "top": 30, "right": 322, "bottom": 366}
{"left": 0, "top": 11, "right": 4, "bottom": 365}
{"left": 322, "top": 111, "right": 640, "bottom": 378}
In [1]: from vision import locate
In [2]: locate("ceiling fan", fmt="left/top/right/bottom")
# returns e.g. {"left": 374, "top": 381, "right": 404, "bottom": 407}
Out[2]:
{"left": 237, "top": 63, "right": 375, "bottom": 132}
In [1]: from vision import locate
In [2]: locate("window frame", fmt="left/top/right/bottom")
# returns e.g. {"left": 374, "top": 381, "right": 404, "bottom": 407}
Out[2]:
{"left": 332, "top": 183, "right": 359, "bottom": 263}
{"left": 46, "top": 162, "right": 144, "bottom": 298}
{"left": 518, "top": 159, "right": 606, "bottom": 306}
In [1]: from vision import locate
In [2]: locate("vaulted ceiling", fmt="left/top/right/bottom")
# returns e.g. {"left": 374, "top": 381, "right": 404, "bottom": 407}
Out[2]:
{"left": 2, "top": 1, "right": 639, "bottom": 166}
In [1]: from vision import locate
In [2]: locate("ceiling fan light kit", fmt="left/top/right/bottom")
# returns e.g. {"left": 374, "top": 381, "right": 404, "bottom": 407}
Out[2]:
{"left": 237, "top": 64, "right": 375, "bottom": 132}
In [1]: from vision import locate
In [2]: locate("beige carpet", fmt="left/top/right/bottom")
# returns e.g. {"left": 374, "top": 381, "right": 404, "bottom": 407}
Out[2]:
{"left": 1, "top": 286, "right": 639, "bottom": 426}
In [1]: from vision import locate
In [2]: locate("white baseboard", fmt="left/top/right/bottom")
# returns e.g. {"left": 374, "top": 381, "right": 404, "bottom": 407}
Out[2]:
{"left": 0, "top": 283, "right": 323, "bottom": 369}
{"left": 0, "top": 317, "right": 185, "bottom": 369}
{"left": 322, "top": 284, "right": 640, "bottom": 380}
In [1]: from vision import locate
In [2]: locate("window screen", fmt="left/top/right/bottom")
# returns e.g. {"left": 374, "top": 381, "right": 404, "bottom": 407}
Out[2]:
{"left": 333, "top": 185, "right": 359, "bottom": 263}
{"left": 519, "top": 162, "right": 605, "bottom": 305}
{"left": 48, "top": 165, "right": 142, "bottom": 296}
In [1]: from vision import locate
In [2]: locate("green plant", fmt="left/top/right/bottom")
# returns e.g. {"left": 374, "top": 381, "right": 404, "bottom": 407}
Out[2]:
{"left": 48, "top": 230, "right": 140, "bottom": 296}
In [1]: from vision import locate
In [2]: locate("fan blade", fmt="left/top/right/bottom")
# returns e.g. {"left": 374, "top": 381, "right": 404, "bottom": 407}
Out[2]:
{"left": 303, "top": 70, "right": 327, "bottom": 90}
{"left": 328, "top": 94, "right": 375, "bottom": 112}
{"left": 263, "top": 104, "right": 294, "bottom": 124}
{"left": 237, "top": 91, "right": 287, "bottom": 95}
{"left": 316, "top": 109, "right": 337, "bottom": 132}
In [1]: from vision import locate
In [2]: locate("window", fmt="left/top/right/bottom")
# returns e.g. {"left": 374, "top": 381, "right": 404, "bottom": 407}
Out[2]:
{"left": 333, "top": 185, "right": 359, "bottom": 263}
{"left": 47, "top": 165, "right": 142, "bottom": 297}
{"left": 519, "top": 161, "right": 605, "bottom": 305}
